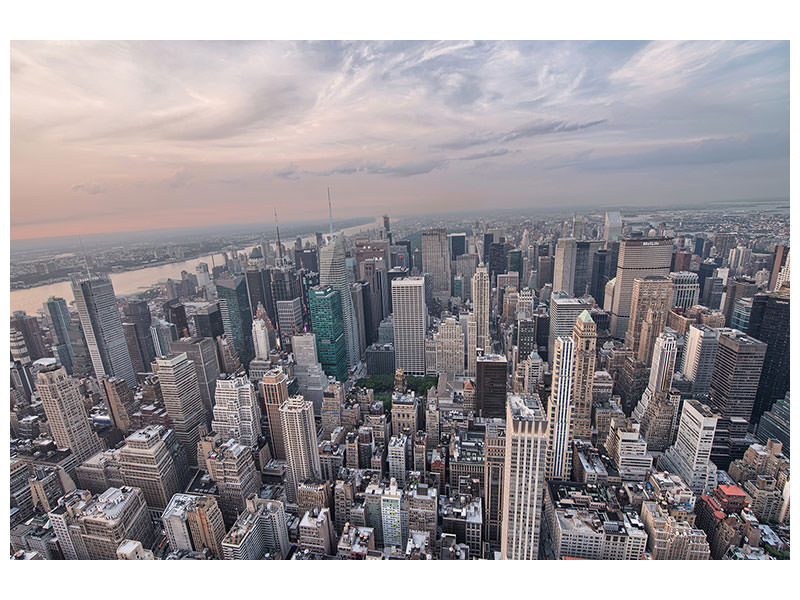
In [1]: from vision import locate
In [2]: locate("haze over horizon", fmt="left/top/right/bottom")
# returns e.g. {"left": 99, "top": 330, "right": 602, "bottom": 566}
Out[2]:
{"left": 11, "top": 40, "right": 789, "bottom": 240}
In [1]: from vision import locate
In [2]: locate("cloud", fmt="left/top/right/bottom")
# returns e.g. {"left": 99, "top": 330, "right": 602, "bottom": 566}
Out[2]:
{"left": 437, "top": 118, "right": 608, "bottom": 150}
{"left": 458, "top": 148, "right": 513, "bottom": 161}
{"left": 71, "top": 182, "right": 106, "bottom": 194}
{"left": 276, "top": 158, "right": 449, "bottom": 179}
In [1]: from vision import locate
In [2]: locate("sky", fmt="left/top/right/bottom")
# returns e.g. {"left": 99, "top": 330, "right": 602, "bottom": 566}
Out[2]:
{"left": 10, "top": 40, "right": 789, "bottom": 240}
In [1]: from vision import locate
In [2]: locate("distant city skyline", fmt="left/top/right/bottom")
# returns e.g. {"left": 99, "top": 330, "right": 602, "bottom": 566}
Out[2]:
{"left": 11, "top": 40, "right": 789, "bottom": 239}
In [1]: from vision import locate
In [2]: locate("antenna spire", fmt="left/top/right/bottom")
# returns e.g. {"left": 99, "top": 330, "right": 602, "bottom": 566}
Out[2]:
{"left": 328, "top": 187, "right": 334, "bottom": 236}
{"left": 274, "top": 207, "right": 283, "bottom": 262}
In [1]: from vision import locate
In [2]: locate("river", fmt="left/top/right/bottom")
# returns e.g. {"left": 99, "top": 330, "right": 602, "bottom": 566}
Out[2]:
{"left": 10, "top": 221, "right": 377, "bottom": 316}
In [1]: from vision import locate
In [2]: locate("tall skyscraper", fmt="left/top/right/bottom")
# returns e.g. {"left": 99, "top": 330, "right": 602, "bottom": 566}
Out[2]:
{"left": 169, "top": 336, "right": 220, "bottom": 420}
{"left": 610, "top": 237, "right": 674, "bottom": 339}
{"left": 215, "top": 276, "right": 254, "bottom": 368}
{"left": 623, "top": 275, "right": 673, "bottom": 364}
{"left": 659, "top": 400, "right": 719, "bottom": 495}
{"left": 669, "top": 271, "right": 700, "bottom": 310}
{"left": 747, "top": 292, "right": 790, "bottom": 425}
{"left": 71, "top": 273, "right": 137, "bottom": 387}
{"left": 709, "top": 329, "right": 767, "bottom": 423}
{"left": 206, "top": 439, "right": 262, "bottom": 527}
{"left": 571, "top": 311, "right": 597, "bottom": 442}
{"left": 545, "top": 337, "right": 575, "bottom": 480}
{"left": 547, "top": 291, "right": 592, "bottom": 363}
{"left": 309, "top": 285, "right": 348, "bottom": 382}
{"left": 212, "top": 374, "right": 262, "bottom": 449}
{"left": 155, "top": 353, "right": 206, "bottom": 467}
{"left": 391, "top": 277, "right": 427, "bottom": 376}
{"left": 118, "top": 425, "right": 183, "bottom": 514}
{"left": 476, "top": 353, "right": 508, "bottom": 418}
{"left": 632, "top": 332, "right": 681, "bottom": 452}
{"left": 483, "top": 419, "right": 505, "bottom": 551}
{"left": 319, "top": 235, "right": 360, "bottom": 368}
{"left": 501, "top": 393, "right": 547, "bottom": 560}
{"left": 722, "top": 277, "right": 758, "bottom": 327}
{"left": 44, "top": 297, "right": 74, "bottom": 374}
{"left": 604, "top": 211, "right": 623, "bottom": 244}
{"left": 101, "top": 376, "right": 138, "bottom": 434}
{"left": 37, "top": 365, "right": 103, "bottom": 463}
{"left": 433, "top": 316, "right": 464, "bottom": 377}
{"left": 279, "top": 396, "right": 322, "bottom": 504}
{"left": 251, "top": 318, "right": 271, "bottom": 360}
{"left": 680, "top": 325, "right": 719, "bottom": 396}
{"left": 468, "top": 264, "right": 491, "bottom": 375}
{"left": 553, "top": 237, "right": 577, "bottom": 295}
{"left": 421, "top": 228, "right": 452, "bottom": 299}
{"left": 259, "top": 369, "right": 289, "bottom": 460}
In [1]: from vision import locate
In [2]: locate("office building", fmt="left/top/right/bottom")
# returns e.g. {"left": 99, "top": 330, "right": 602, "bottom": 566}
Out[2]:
{"left": 747, "top": 292, "right": 790, "bottom": 425}
{"left": 434, "top": 316, "right": 464, "bottom": 377}
{"left": 100, "top": 376, "right": 138, "bottom": 434}
{"left": 669, "top": 271, "right": 700, "bottom": 311}
{"left": 547, "top": 291, "right": 591, "bottom": 364}
{"left": 222, "top": 495, "right": 290, "bottom": 559}
{"left": 118, "top": 425, "right": 183, "bottom": 514}
{"left": 476, "top": 353, "right": 508, "bottom": 418}
{"left": 501, "top": 394, "right": 548, "bottom": 560}
{"left": 309, "top": 285, "right": 348, "bottom": 382}
{"left": 659, "top": 400, "right": 719, "bottom": 496}
{"left": 260, "top": 369, "right": 289, "bottom": 460}
{"left": 571, "top": 311, "right": 597, "bottom": 442}
{"left": 37, "top": 365, "right": 103, "bottom": 463}
{"left": 421, "top": 228, "right": 451, "bottom": 298}
{"left": 71, "top": 273, "right": 137, "bottom": 387}
{"left": 680, "top": 325, "right": 720, "bottom": 396}
{"left": 468, "top": 264, "right": 491, "bottom": 375}
{"left": 280, "top": 396, "right": 322, "bottom": 504}
{"left": 553, "top": 237, "right": 577, "bottom": 295}
{"left": 391, "top": 277, "right": 427, "bottom": 375}
{"left": 610, "top": 237, "right": 674, "bottom": 339}
{"left": 319, "top": 235, "right": 360, "bottom": 368}
{"left": 546, "top": 337, "right": 575, "bottom": 481}
{"left": 49, "top": 487, "right": 155, "bottom": 560}
{"left": 206, "top": 438, "right": 262, "bottom": 526}
{"left": 212, "top": 374, "right": 262, "bottom": 448}
{"left": 623, "top": 275, "right": 673, "bottom": 364}
{"left": 155, "top": 353, "right": 206, "bottom": 466}
{"left": 162, "top": 493, "right": 226, "bottom": 558}
{"left": 215, "top": 276, "right": 254, "bottom": 368}
{"left": 169, "top": 336, "right": 220, "bottom": 421}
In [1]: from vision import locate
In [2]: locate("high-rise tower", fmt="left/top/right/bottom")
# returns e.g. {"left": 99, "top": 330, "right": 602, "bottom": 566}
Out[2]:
{"left": 319, "top": 235, "right": 360, "bottom": 368}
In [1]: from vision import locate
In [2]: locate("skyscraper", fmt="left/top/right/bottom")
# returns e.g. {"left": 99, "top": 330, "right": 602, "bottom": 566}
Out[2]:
{"left": 71, "top": 273, "right": 137, "bottom": 388}
{"left": 604, "top": 211, "right": 622, "bottom": 244}
{"left": 215, "top": 276, "right": 254, "bottom": 368}
{"left": 101, "top": 376, "right": 138, "bottom": 434}
{"left": 212, "top": 374, "right": 262, "bottom": 449}
{"left": 553, "top": 237, "right": 576, "bottom": 295}
{"left": 280, "top": 396, "right": 322, "bottom": 504}
{"left": 468, "top": 264, "right": 491, "bottom": 375}
{"left": 169, "top": 336, "right": 220, "bottom": 420}
{"left": 747, "top": 292, "right": 790, "bottom": 425}
{"left": 680, "top": 324, "right": 720, "bottom": 396}
{"left": 547, "top": 291, "right": 592, "bottom": 363}
{"left": 118, "top": 425, "right": 183, "bottom": 514}
{"left": 206, "top": 439, "right": 262, "bottom": 527}
{"left": 433, "top": 316, "right": 464, "bottom": 377}
{"left": 571, "top": 311, "right": 597, "bottom": 442}
{"left": 319, "top": 235, "right": 360, "bottom": 368}
{"left": 155, "top": 353, "right": 206, "bottom": 467}
{"left": 545, "top": 337, "right": 575, "bottom": 481}
{"left": 37, "top": 365, "right": 103, "bottom": 463}
{"left": 501, "top": 393, "right": 547, "bottom": 560}
{"left": 421, "top": 228, "right": 451, "bottom": 299}
{"left": 709, "top": 329, "right": 767, "bottom": 423}
{"left": 476, "top": 353, "right": 508, "bottom": 418}
{"left": 309, "top": 285, "right": 348, "bottom": 382}
{"left": 669, "top": 271, "right": 700, "bottom": 310}
{"left": 251, "top": 318, "right": 271, "bottom": 360}
{"left": 610, "top": 237, "right": 674, "bottom": 339}
{"left": 391, "top": 277, "right": 427, "bottom": 376}
{"left": 44, "top": 297, "right": 74, "bottom": 374}
{"left": 659, "top": 400, "right": 719, "bottom": 496}
{"left": 259, "top": 369, "right": 289, "bottom": 460}
{"left": 623, "top": 275, "right": 673, "bottom": 364}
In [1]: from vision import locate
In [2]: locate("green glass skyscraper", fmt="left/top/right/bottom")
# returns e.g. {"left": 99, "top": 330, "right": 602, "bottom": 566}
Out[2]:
{"left": 216, "top": 276, "right": 254, "bottom": 368}
{"left": 309, "top": 285, "right": 347, "bottom": 382}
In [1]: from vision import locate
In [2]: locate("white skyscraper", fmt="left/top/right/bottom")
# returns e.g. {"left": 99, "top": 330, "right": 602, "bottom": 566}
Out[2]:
{"left": 468, "top": 264, "right": 490, "bottom": 376}
{"left": 252, "top": 319, "right": 271, "bottom": 360}
{"left": 37, "top": 365, "right": 102, "bottom": 463}
{"left": 553, "top": 237, "right": 577, "bottom": 295}
{"left": 391, "top": 277, "right": 427, "bottom": 375}
{"left": 434, "top": 316, "right": 465, "bottom": 377}
{"left": 680, "top": 324, "right": 720, "bottom": 396}
{"left": 659, "top": 400, "right": 719, "bottom": 495}
{"left": 548, "top": 291, "right": 592, "bottom": 362}
{"left": 319, "top": 234, "right": 360, "bottom": 367}
{"left": 279, "top": 396, "right": 322, "bottom": 504}
{"left": 501, "top": 393, "right": 547, "bottom": 560}
{"left": 545, "top": 337, "right": 575, "bottom": 480}
{"left": 155, "top": 353, "right": 206, "bottom": 466}
{"left": 71, "top": 273, "right": 137, "bottom": 388}
{"left": 212, "top": 374, "right": 262, "bottom": 448}
{"left": 669, "top": 271, "right": 700, "bottom": 310}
